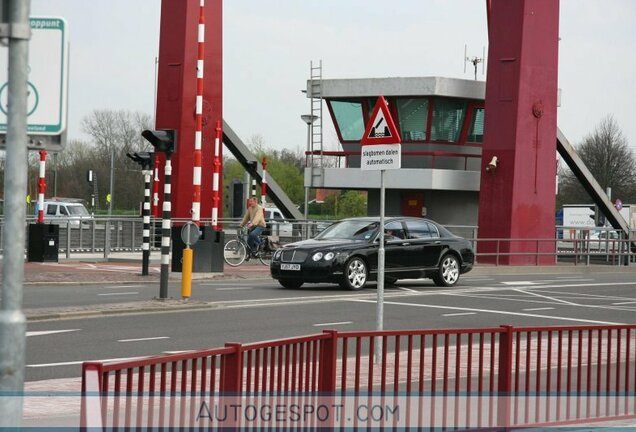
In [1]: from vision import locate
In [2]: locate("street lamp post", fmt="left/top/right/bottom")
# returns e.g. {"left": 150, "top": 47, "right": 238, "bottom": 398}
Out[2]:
{"left": 300, "top": 114, "right": 318, "bottom": 222}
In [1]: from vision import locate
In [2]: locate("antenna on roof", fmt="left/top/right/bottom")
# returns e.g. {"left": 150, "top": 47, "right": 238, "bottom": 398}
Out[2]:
{"left": 464, "top": 45, "right": 486, "bottom": 80}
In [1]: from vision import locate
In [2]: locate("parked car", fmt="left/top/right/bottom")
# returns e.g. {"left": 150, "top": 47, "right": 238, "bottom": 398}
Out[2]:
{"left": 41, "top": 200, "right": 91, "bottom": 227}
{"left": 264, "top": 206, "right": 293, "bottom": 237}
{"left": 270, "top": 216, "right": 474, "bottom": 290}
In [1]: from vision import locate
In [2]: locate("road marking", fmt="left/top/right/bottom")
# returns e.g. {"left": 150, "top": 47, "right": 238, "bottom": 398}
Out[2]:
{"left": 97, "top": 292, "right": 139, "bottom": 296}
{"left": 27, "top": 356, "right": 147, "bottom": 368}
{"left": 348, "top": 299, "right": 622, "bottom": 325}
{"left": 313, "top": 321, "right": 353, "bottom": 327}
{"left": 26, "top": 329, "right": 80, "bottom": 337}
{"left": 163, "top": 350, "right": 195, "bottom": 354}
{"left": 118, "top": 336, "right": 170, "bottom": 343}
{"left": 512, "top": 289, "right": 578, "bottom": 306}
{"left": 398, "top": 287, "right": 419, "bottom": 293}
{"left": 501, "top": 281, "right": 543, "bottom": 286}
{"left": 612, "top": 301, "right": 636, "bottom": 305}
{"left": 107, "top": 285, "right": 146, "bottom": 289}
{"left": 442, "top": 313, "right": 476, "bottom": 317}
{"left": 216, "top": 287, "right": 254, "bottom": 291}
{"left": 523, "top": 307, "right": 555, "bottom": 311}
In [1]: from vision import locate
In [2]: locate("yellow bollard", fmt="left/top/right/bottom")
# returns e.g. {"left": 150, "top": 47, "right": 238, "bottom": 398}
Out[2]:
{"left": 181, "top": 246, "right": 193, "bottom": 300}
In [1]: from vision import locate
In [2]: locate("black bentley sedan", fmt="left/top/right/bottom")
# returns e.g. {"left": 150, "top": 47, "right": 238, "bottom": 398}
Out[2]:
{"left": 270, "top": 217, "right": 474, "bottom": 290}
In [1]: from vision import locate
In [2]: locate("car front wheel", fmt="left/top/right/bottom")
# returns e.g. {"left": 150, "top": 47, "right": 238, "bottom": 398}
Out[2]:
{"left": 340, "top": 257, "right": 368, "bottom": 290}
{"left": 432, "top": 254, "right": 460, "bottom": 287}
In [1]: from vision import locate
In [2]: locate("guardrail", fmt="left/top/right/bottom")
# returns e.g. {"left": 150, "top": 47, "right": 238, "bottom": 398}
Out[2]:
{"left": 82, "top": 324, "right": 636, "bottom": 429}
{"left": 3, "top": 218, "right": 634, "bottom": 266}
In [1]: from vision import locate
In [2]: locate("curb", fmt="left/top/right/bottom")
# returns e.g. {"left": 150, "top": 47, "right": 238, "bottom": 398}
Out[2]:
{"left": 25, "top": 300, "right": 221, "bottom": 321}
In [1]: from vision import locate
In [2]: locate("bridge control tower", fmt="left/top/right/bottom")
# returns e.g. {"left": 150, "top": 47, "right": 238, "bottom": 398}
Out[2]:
{"left": 305, "top": 76, "right": 486, "bottom": 231}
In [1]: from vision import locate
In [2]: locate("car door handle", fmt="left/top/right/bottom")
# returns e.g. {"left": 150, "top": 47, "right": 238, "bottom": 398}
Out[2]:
{"left": 401, "top": 242, "right": 411, "bottom": 246}
{"left": 434, "top": 241, "right": 441, "bottom": 244}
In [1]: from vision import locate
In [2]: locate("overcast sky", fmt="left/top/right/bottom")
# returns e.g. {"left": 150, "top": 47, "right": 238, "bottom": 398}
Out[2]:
{"left": 30, "top": 0, "right": 636, "bottom": 153}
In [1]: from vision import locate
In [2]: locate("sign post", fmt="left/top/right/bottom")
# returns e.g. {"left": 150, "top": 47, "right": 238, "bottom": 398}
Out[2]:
{"left": 0, "top": 17, "right": 69, "bottom": 150}
{"left": 361, "top": 96, "right": 401, "bottom": 364}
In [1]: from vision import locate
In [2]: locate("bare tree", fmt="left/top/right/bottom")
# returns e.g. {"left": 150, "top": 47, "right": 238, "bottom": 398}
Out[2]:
{"left": 558, "top": 115, "right": 636, "bottom": 206}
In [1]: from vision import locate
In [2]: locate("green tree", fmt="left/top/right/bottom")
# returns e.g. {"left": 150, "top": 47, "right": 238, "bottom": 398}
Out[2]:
{"left": 323, "top": 191, "right": 367, "bottom": 218}
{"left": 338, "top": 191, "right": 367, "bottom": 217}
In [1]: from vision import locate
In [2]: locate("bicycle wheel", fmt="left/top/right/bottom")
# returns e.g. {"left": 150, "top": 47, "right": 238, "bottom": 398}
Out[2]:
{"left": 258, "top": 248, "right": 273, "bottom": 266}
{"left": 224, "top": 239, "right": 247, "bottom": 267}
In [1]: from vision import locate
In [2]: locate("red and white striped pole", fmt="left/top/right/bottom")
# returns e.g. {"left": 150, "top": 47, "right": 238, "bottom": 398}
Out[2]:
{"left": 191, "top": 0, "right": 205, "bottom": 226}
{"left": 152, "top": 158, "right": 161, "bottom": 218}
{"left": 261, "top": 157, "right": 267, "bottom": 206}
{"left": 37, "top": 150, "right": 47, "bottom": 223}
{"left": 211, "top": 119, "right": 222, "bottom": 230}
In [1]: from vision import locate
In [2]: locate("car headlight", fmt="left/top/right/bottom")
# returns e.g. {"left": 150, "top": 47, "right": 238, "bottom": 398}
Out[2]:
{"left": 324, "top": 252, "right": 335, "bottom": 261}
{"left": 312, "top": 252, "right": 323, "bottom": 261}
{"left": 273, "top": 249, "right": 282, "bottom": 260}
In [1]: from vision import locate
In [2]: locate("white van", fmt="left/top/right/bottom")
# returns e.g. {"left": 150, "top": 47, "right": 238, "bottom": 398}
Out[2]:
{"left": 263, "top": 206, "right": 293, "bottom": 237}
{"left": 41, "top": 200, "right": 91, "bottom": 227}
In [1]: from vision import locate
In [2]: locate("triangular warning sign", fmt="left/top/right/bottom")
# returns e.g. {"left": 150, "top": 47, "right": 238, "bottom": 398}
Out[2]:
{"left": 360, "top": 96, "right": 401, "bottom": 145}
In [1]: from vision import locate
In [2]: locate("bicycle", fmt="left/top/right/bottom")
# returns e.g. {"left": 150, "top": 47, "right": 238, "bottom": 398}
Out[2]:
{"left": 223, "top": 226, "right": 273, "bottom": 267}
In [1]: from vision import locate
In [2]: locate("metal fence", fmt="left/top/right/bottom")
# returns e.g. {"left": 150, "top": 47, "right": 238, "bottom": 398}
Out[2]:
{"left": 81, "top": 324, "right": 636, "bottom": 429}
{"left": 3, "top": 218, "right": 635, "bottom": 266}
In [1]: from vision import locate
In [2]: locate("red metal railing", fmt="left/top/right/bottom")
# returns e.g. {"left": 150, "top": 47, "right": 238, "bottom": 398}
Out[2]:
{"left": 82, "top": 324, "right": 636, "bottom": 429}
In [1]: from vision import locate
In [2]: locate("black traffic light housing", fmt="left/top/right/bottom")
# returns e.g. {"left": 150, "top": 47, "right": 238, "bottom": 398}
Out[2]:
{"left": 141, "top": 129, "right": 176, "bottom": 154}
{"left": 589, "top": 206, "right": 598, "bottom": 225}
{"left": 127, "top": 151, "right": 154, "bottom": 170}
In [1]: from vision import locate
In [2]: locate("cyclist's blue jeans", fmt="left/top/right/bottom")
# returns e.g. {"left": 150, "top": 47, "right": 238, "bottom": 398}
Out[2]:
{"left": 247, "top": 226, "right": 264, "bottom": 254}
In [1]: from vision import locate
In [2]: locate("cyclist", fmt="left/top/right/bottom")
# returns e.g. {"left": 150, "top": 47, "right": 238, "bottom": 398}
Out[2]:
{"left": 239, "top": 198, "right": 267, "bottom": 257}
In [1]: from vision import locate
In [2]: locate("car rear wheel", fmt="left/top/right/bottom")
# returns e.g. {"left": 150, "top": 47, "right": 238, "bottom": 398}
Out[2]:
{"left": 340, "top": 257, "right": 368, "bottom": 290}
{"left": 432, "top": 254, "right": 460, "bottom": 287}
{"left": 279, "top": 280, "right": 303, "bottom": 289}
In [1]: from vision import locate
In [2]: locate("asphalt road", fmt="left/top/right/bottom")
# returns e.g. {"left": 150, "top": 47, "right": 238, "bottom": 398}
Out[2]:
{"left": 24, "top": 271, "right": 636, "bottom": 382}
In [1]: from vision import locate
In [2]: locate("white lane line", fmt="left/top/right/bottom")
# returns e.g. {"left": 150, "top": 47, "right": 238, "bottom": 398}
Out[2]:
{"left": 442, "top": 313, "right": 476, "bottom": 317}
{"left": 163, "top": 350, "right": 195, "bottom": 354}
{"left": 512, "top": 289, "right": 578, "bottom": 306}
{"left": 26, "top": 329, "right": 80, "bottom": 337}
{"left": 27, "top": 356, "right": 147, "bottom": 368}
{"left": 313, "top": 321, "right": 353, "bottom": 327}
{"left": 398, "top": 287, "right": 419, "bottom": 293}
{"left": 97, "top": 292, "right": 139, "bottom": 296}
{"left": 501, "top": 281, "right": 543, "bottom": 286}
{"left": 555, "top": 277, "right": 595, "bottom": 281}
{"left": 522, "top": 307, "right": 555, "bottom": 311}
{"left": 612, "top": 301, "right": 636, "bottom": 305}
{"left": 347, "top": 299, "right": 622, "bottom": 325}
{"left": 118, "top": 336, "right": 170, "bottom": 343}
{"left": 107, "top": 285, "right": 147, "bottom": 289}
{"left": 216, "top": 287, "right": 254, "bottom": 291}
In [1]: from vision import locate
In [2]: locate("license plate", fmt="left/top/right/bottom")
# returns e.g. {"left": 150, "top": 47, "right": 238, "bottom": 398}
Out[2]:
{"left": 281, "top": 263, "right": 301, "bottom": 271}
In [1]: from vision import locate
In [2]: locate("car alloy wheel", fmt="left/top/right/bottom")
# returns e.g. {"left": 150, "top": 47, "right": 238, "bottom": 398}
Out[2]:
{"left": 433, "top": 254, "right": 460, "bottom": 287}
{"left": 341, "top": 257, "right": 368, "bottom": 290}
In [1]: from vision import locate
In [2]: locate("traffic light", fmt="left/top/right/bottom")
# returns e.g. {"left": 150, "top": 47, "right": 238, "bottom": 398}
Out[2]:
{"left": 598, "top": 213, "right": 606, "bottom": 227}
{"left": 126, "top": 151, "right": 154, "bottom": 170}
{"left": 141, "top": 129, "right": 176, "bottom": 153}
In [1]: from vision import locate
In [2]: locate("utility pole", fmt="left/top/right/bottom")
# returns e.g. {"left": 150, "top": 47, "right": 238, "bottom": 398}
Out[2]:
{"left": 0, "top": 0, "right": 32, "bottom": 426}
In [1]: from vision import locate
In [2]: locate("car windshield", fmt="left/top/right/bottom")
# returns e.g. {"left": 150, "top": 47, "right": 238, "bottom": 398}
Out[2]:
{"left": 314, "top": 220, "right": 379, "bottom": 241}
{"left": 68, "top": 206, "right": 89, "bottom": 216}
